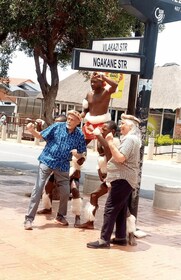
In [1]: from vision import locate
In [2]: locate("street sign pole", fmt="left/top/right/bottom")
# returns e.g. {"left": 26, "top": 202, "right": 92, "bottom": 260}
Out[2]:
{"left": 127, "top": 22, "right": 142, "bottom": 115}
{"left": 130, "top": 22, "right": 159, "bottom": 218}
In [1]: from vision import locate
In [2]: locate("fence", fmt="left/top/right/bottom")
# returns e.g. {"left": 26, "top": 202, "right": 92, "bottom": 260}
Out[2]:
{"left": 0, "top": 115, "right": 41, "bottom": 141}
{"left": 142, "top": 136, "right": 181, "bottom": 159}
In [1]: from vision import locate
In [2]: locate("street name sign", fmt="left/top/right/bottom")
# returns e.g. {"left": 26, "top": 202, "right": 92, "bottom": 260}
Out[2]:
{"left": 72, "top": 48, "right": 143, "bottom": 74}
{"left": 119, "top": 0, "right": 181, "bottom": 23}
{"left": 91, "top": 37, "right": 143, "bottom": 54}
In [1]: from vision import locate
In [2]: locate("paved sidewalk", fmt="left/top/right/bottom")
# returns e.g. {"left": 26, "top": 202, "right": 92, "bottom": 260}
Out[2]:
{"left": 0, "top": 140, "right": 181, "bottom": 280}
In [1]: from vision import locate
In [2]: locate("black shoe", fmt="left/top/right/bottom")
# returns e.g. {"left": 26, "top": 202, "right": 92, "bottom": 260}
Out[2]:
{"left": 75, "top": 221, "right": 94, "bottom": 229}
{"left": 110, "top": 238, "right": 127, "bottom": 246}
{"left": 37, "top": 208, "right": 52, "bottom": 214}
{"left": 87, "top": 240, "right": 110, "bottom": 249}
{"left": 54, "top": 215, "right": 69, "bottom": 226}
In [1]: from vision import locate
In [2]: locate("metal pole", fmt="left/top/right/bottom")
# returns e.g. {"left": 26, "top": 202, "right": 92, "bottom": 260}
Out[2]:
{"left": 127, "top": 20, "right": 142, "bottom": 115}
{"left": 130, "top": 21, "right": 159, "bottom": 218}
{"left": 127, "top": 74, "right": 138, "bottom": 115}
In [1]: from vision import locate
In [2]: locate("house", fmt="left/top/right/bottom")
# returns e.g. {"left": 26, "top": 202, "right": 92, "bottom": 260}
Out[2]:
{"left": 0, "top": 81, "right": 17, "bottom": 115}
{"left": 149, "top": 63, "right": 181, "bottom": 138}
{"left": 0, "top": 78, "right": 41, "bottom": 118}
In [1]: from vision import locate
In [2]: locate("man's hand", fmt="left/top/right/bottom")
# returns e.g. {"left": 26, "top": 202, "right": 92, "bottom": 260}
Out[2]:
{"left": 26, "top": 122, "right": 35, "bottom": 132}
{"left": 26, "top": 122, "right": 42, "bottom": 140}
{"left": 92, "top": 127, "right": 102, "bottom": 136}
{"left": 98, "top": 169, "right": 107, "bottom": 182}
{"left": 80, "top": 112, "right": 85, "bottom": 118}
{"left": 105, "top": 132, "right": 113, "bottom": 142}
{"left": 86, "top": 124, "right": 94, "bottom": 134}
{"left": 71, "top": 150, "right": 86, "bottom": 162}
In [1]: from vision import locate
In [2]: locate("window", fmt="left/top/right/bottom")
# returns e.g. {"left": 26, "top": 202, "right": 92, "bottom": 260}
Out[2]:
{"left": 68, "top": 104, "right": 74, "bottom": 111}
{"left": 109, "top": 109, "right": 115, "bottom": 121}
{"left": 162, "top": 113, "right": 175, "bottom": 136}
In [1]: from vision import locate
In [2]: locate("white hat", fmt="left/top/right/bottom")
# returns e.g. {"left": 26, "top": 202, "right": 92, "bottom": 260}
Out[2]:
{"left": 67, "top": 110, "right": 82, "bottom": 122}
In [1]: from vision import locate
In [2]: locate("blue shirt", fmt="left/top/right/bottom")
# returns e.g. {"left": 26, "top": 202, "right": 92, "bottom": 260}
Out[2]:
{"left": 38, "top": 122, "right": 86, "bottom": 172}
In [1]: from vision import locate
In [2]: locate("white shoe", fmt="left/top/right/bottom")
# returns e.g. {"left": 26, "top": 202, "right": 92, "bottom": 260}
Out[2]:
{"left": 24, "top": 220, "right": 33, "bottom": 230}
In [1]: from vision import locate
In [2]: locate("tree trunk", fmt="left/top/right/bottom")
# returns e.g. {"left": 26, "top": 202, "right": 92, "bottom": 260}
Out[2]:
{"left": 34, "top": 51, "right": 59, "bottom": 126}
{"left": 43, "top": 88, "right": 57, "bottom": 125}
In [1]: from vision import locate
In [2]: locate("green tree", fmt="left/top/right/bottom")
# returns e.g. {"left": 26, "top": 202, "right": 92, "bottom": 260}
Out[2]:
{"left": 0, "top": 0, "right": 137, "bottom": 124}
{"left": 0, "top": 0, "right": 14, "bottom": 79}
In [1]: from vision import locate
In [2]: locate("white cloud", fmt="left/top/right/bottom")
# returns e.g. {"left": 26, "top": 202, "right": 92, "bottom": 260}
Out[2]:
{"left": 8, "top": 21, "right": 181, "bottom": 81}
{"left": 155, "top": 21, "right": 181, "bottom": 66}
{"left": 8, "top": 51, "right": 76, "bottom": 82}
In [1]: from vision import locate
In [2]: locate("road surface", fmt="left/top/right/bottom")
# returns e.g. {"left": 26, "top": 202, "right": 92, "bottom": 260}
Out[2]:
{"left": 0, "top": 141, "right": 181, "bottom": 199}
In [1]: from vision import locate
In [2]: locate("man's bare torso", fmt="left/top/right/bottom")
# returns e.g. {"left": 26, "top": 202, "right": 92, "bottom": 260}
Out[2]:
{"left": 87, "top": 90, "right": 111, "bottom": 116}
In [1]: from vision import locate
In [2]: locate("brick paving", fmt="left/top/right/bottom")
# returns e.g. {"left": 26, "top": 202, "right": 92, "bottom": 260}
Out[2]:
{"left": 0, "top": 141, "right": 181, "bottom": 280}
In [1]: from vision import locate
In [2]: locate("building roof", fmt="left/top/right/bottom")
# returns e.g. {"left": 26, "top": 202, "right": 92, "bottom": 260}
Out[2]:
{"left": 6, "top": 64, "right": 181, "bottom": 110}
{"left": 0, "top": 79, "right": 41, "bottom": 99}
{"left": 0, "top": 88, "right": 16, "bottom": 103}
{"left": 54, "top": 64, "right": 181, "bottom": 110}
{"left": 53, "top": 71, "right": 131, "bottom": 109}
{"left": 9, "top": 78, "right": 35, "bottom": 86}
{"left": 151, "top": 64, "right": 181, "bottom": 110}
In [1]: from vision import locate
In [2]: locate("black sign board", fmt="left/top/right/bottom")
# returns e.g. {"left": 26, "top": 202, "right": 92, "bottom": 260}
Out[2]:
{"left": 72, "top": 48, "right": 144, "bottom": 74}
{"left": 119, "top": 0, "right": 181, "bottom": 23}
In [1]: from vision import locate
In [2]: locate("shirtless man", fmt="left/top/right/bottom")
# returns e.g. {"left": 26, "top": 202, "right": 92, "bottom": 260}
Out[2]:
{"left": 82, "top": 72, "right": 118, "bottom": 145}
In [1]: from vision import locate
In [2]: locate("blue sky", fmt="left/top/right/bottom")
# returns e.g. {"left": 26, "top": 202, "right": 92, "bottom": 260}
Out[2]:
{"left": 8, "top": 21, "right": 181, "bottom": 82}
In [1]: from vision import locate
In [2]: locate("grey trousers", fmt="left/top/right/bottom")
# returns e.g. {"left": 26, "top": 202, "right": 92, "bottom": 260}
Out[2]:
{"left": 25, "top": 163, "right": 69, "bottom": 222}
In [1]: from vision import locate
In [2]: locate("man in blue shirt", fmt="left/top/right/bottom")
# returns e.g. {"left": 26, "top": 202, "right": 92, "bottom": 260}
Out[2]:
{"left": 24, "top": 110, "right": 86, "bottom": 230}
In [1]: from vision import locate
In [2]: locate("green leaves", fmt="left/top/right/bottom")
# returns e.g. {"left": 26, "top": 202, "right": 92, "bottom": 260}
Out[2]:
{"left": 0, "top": 0, "right": 138, "bottom": 70}
{"left": 0, "top": 0, "right": 140, "bottom": 122}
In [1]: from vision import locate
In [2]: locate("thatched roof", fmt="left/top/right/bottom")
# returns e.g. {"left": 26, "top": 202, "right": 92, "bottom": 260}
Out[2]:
{"left": 151, "top": 64, "right": 181, "bottom": 110}
{"left": 38, "top": 64, "right": 181, "bottom": 110}
{"left": 56, "top": 71, "right": 131, "bottom": 109}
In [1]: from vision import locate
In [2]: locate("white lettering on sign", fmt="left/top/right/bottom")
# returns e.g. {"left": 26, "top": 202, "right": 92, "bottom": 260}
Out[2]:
{"left": 92, "top": 39, "right": 141, "bottom": 54}
{"left": 172, "top": 0, "right": 181, "bottom": 4}
{"left": 93, "top": 57, "right": 127, "bottom": 69}
{"left": 75, "top": 50, "right": 141, "bottom": 73}
{"left": 102, "top": 43, "right": 128, "bottom": 52}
